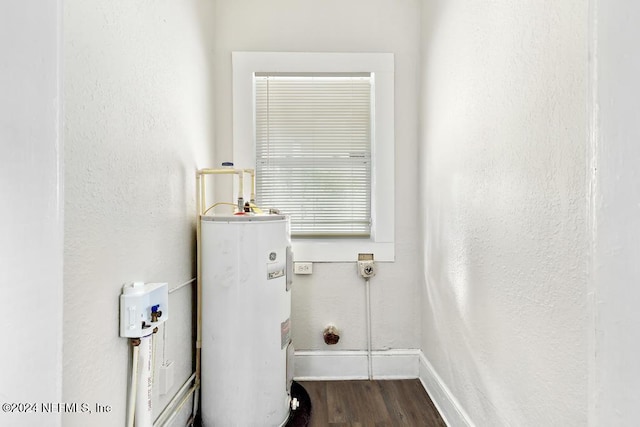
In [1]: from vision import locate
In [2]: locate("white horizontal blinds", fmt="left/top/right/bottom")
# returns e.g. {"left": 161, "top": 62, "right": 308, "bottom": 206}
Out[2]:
{"left": 255, "top": 74, "right": 372, "bottom": 237}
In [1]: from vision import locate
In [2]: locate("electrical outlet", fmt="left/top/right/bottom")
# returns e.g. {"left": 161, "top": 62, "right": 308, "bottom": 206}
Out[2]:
{"left": 358, "top": 253, "right": 374, "bottom": 261}
{"left": 294, "top": 262, "right": 313, "bottom": 275}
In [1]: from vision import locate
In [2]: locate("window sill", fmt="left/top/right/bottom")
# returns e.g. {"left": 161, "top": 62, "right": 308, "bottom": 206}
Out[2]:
{"left": 292, "top": 239, "right": 394, "bottom": 262}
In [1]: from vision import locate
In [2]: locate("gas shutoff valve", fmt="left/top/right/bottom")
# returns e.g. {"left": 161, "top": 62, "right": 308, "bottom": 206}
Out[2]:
{"left": 357, "top": 253, "right": 376, "bottom": 279}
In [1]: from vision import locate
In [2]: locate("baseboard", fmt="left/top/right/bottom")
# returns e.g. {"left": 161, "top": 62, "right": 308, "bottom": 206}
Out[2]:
{"left": 293, "top": 349, "right": 420, "bottom": 381}
{"left": 418, "top": 352, "right": 474, "bottom": 427}
{"left": 293, "top": 349, "right": 473, "bottom": 427}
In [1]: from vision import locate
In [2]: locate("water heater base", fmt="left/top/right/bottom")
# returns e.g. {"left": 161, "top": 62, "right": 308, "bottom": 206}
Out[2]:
{"left": 285, "top": 381, "right": 312, "bottom": 427}
{"left": 194, "top": 381, "right": 311, "bottom": 427}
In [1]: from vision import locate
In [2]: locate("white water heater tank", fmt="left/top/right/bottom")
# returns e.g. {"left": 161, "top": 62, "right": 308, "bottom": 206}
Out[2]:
{"left": 201, "top": 214, "right": 293, "bottom": 427}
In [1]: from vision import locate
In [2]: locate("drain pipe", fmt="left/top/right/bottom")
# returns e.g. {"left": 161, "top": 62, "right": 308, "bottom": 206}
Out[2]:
{"left": 193, "top": 171, "right": 204, "bottom": 421}
{"left": 154, "top": 373, "right": 196, "bottom": 426}
{"left": 127, "top": 338, "right": 141, "bottom": 427}
{"left": 365, "top": 278, "right": 373, "bottom": 380}
{"left": 127, "top": 332, "right": 155, "bottom": 427}
{"left": 243, "top": 168, "right": 256, "bottom": 205}
{"left": 357, "top": 254, "right": 376, "bottom": 380}
{"left": 136, "top": 333, "right": 154, "bottom": 427}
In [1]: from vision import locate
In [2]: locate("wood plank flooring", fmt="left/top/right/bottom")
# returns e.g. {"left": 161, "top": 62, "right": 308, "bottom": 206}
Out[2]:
{"left": 297, "top": 380, "right": 446, "bottom": 427}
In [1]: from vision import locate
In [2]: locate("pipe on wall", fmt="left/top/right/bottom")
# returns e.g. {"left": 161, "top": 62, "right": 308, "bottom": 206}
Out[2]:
{"left": 365, "top": 278, "right": 373, "bottom": 380}
{"left": 127, "top": 339, "right": 141, "bottom": 427}
{"left": 136, "top": 334, "right": 154, "bottom": 427}
{"left": 198, "top": 168, "right": 255, "bottom": 213}
{"left": 154, "top": 373, "right": 197, "bottom": 426}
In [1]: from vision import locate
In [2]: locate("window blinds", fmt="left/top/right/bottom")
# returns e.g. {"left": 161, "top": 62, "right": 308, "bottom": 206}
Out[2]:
{"left": 254, "top": 74, "right": 372, "bottom": 237}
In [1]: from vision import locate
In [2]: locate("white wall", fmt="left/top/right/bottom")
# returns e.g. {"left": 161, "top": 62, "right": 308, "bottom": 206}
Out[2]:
{"left": 0, "top": 1, "right": 63, "bottom": 426}
{"left": 419, "top": 1, "right": 588, "bottom": 425}
{"left": 17, "top": 1, "right": 638, "bottom": 425}
{"left": 592, "top": 0, "right": 640, "bottom": 424}
{"left": 63, "top": 1, "right": 215, "bottom": 425}
{"left": 214, "top": 0, "right": 422, "bottom": 354}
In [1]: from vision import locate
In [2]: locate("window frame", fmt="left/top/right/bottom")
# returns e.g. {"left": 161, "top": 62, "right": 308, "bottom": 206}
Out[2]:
{"left": 232, "top": 52, "right": 394, "bottom": 262}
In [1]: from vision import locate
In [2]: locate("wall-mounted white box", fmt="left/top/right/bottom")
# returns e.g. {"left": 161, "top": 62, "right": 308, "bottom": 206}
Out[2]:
{"left": 119, "top": 282, "right": 169, "bottom": 338}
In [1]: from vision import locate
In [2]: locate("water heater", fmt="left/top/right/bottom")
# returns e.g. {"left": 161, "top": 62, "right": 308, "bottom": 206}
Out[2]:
{"left": 200, "top": 214, "right": 294, "bottom": 426}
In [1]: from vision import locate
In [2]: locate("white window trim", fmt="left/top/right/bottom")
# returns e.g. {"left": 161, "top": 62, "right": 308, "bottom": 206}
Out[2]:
{"left": 232, "top": 52, "right": 394, "bottom": 262}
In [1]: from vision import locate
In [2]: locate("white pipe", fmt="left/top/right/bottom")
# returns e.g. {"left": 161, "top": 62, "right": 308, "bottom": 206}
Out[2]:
{"left": 243, "top": 168, "right": 256, "bottom": 202}
{"left": 153, "top": 373, "right": 196, "bottom": 426}
{"left": 194, "top": 170, "right": 203, "bottom": 421}
{"left": 199, "top": 174, "right": 205, "bottom": 216}
{"left": 152, "top": 332, "right": 157, "bottom": 391}
{"left": 136, "top": 334, "right": 154, "bottom": 427}
{"left": 192, "top": 388, "right": 201, "bottom": 425}
{"left": 162, "top": 324, "right": 167, "bottom": 368}
{"left": 365, "top": 278, "right": 373, "bottom": 380}
{"left": 168, "top": 278, "right": 196, "bottom": 294}
{"left": 160, "top": 385, "right": 197, "bottom": 427}
{"left": 238, "top": 170, "right": 244, "bottom": 210}
{"left": 197, "top": 168, "right": 242, "bottom": 175}
{"left": 127, "top": 341, "right": 140, "bottom": 427}
{"left": 197, "top": 168, "right": 245, "bottom": 212}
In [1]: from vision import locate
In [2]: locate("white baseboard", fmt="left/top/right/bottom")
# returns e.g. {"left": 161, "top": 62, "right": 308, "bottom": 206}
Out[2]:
{"left": 293, "top": 349, "right": 420, "bottom": 381}
{"left": 293, "top": 349, "right": 473, "bottom": 427}
{"left": 418, "top": 352, "right": 474, "bottom": 427}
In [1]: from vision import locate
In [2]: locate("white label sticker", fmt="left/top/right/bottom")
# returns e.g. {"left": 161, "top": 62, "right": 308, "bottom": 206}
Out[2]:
{"left": 267, "top": 262, "right": 285, "bottom": 280}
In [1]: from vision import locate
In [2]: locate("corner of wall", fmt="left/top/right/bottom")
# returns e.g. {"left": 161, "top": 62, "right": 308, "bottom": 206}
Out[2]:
{"left": 418, "top": 352, "right": 474, "bottom": 427}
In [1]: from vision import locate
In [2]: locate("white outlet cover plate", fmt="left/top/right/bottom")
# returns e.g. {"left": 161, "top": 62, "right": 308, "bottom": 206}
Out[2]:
{"left": 294, "top": 262, "right": 313, "bottom": 275}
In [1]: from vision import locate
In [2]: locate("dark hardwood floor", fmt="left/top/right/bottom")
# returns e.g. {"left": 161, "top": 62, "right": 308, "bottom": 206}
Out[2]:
{"left": 297, "top": 379, "right": 446, "bottom": 427}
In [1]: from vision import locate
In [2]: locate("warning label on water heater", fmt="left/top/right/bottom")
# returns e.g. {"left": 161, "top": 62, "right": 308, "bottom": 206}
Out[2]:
{"left": 267, "top": 262, "right": 285, "bottom": 280}
{"left": 281, "top": 318, "right": 291, "bottom": 349}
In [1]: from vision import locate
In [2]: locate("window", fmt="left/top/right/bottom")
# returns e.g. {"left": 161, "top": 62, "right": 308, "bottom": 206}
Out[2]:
{"left": 233, "top": 52, "right": 394, "bottom": 262}
{"left": 255, "top": 73, "right": 372, "bottom": 238}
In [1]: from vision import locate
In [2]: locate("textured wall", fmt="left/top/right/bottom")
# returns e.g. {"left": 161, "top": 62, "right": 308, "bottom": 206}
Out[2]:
{"left": 0, "top": 1, "right": 63, "bottom": 426}
{"left": 63, "top": 1, "right": 215, "bottom": 425}
{"left": 213, "top": 0, "right": 422, "bottom": 353}
{"left": 592, "top": 0, "right": 640, "bottom": 423}
{"left": 419, "top": 1, "right": 588, "bottom": 425}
